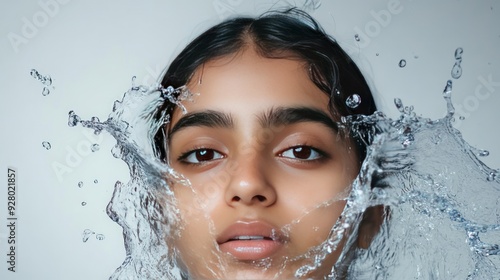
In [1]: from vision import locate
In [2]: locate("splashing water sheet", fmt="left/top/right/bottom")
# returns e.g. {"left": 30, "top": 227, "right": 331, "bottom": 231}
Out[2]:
{"left": 65, "top": 75, "right": 499, "bottom": 279}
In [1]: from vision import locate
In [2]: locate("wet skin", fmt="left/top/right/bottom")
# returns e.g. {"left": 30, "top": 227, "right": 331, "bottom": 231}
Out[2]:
{"left": 167, "top": 46, "right": 359, "bottom": 279}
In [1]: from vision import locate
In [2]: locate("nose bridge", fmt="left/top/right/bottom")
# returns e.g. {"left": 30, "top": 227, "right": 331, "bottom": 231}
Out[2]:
{"left": 224, "top": 150, "right": 277, "bottom": 207}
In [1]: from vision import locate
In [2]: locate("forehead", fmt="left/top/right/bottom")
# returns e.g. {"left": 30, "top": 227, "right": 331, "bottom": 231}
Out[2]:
{"left": 171, "top": 48, "right": 331, "bottom": 124}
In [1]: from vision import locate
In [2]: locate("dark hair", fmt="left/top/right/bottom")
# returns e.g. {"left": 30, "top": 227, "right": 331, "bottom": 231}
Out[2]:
{"left": 155, "top": 8, "right": 377, "bottom": 162}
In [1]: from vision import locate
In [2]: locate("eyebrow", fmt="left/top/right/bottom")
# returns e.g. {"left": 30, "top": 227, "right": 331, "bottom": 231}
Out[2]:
{"left": 168, "top": 107, "right": 338, "bottom": 138}
{"left": 258, "top": 107, "right": 338, "bottom": 133}
{"left": 169, "top": 110, "right": 233, "bottom": 137}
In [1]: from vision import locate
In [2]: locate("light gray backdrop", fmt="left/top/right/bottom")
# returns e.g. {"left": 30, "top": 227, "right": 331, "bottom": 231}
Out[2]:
{"left": 0, "top": 0, "right": 499, "bottom": 279}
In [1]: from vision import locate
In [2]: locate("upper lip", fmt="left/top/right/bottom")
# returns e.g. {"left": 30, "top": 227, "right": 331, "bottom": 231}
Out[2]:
{"left": 216, "top": 220, "right": 286, "bottom": 244}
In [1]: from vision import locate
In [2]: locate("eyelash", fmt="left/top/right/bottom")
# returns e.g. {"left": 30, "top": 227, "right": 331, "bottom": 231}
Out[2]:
{"left": 177, "top": 147, "right": 225, "bottom": 165}
{"left": 177, "top": 145, "right": 329, "bottom": 165}
{"left": 278, "top": 145, "right": 329, "bottom": 162}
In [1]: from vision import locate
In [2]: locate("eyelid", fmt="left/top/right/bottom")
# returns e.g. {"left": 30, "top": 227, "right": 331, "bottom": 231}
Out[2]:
{"left": 177, "top": 147, "right": 225, "bottom": 165}
{"left": 277, "top": 145, "right": 329, "bottom": 161}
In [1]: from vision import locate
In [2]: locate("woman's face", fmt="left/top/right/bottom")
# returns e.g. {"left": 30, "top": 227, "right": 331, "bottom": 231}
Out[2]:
{"left": 167, "top": 47, "right": 359, "bottom": 279}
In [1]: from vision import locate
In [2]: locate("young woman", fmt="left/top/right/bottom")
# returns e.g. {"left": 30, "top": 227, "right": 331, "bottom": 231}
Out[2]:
{"left": 155, "top": 8, "right": 382, "bottom": 279}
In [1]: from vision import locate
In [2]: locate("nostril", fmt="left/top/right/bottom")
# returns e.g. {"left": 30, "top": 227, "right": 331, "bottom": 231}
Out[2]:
{"left": 255, "top": 195, "right": 266, "bottom": 202}
{"left": 232, "top": 196, "right": 241, "bottom": 202}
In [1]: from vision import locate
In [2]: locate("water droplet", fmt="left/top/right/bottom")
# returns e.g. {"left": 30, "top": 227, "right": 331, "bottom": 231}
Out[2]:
{"left": 451, "top": 62, "right": 462, "bottom": 79}
{"left": 42, "top": 76, "right": 52, "bottom": 86}
{"left": 334, "top": 88, "right": 341, "bottom": 96}
{"left": 96, "top": 234, "right": 105, "bottom": 241}
{"left": 399, "top": 59, "right": 407, "bottom": 68}
{"left": 42, "top": 141, "right": 51, "bottom": 150}
{"left": 394, "top": 98, "right": 404, "bottom": 112}
{"left": 78, "top": 181, "right": 83, "bottom": 188}
{"left": 68, "top": 111, "right": 80, "bottom": 127}
{"left": 82, "top": 229, "right": 94, "bottom": 242}
{"left": 94, "top": 179, "right": 98, "bottom": 184}
{"left": 454, "top": 47, "right": 463, "bottom": 60}
{"left": 354, "top": 34, "right": 360, "bottom": 41}
{"left": 459, "top": 116, "right": 465, "bottom": 120}
{"left": 81, "top": 201, "right": 87, "bottom": 206}
{"left": 376, "top": 53, "right": 380, "bottom": 56}
{"left": 111, "top": 145, "right": 122, "bottom": 158}
{"left": 41, "top": 87, "right": 50, "bottom": 96}
{"left": 91, "top": 143, "right": 100, "bottom": 152}
{"left": 345, "top": 94, "right": 361, "bottom": 109}
{"left": 91, "top": 116, "right": 100, "bottom": 123}
{"left": 131, "top": 75, "right": 137, "bottom": 87}
{"left": 486, "top": 171, "right": 497, "bottom": 181}
{"left": 478, "top": 150, "right": 490, "bottom": 157}
{"left": 443, "top": 80, "right": 452, "bottom": 98}
{"left": 30, "top": 69, "right": 39, "bottom": 78}
{"left": 414, "top": 55, "right": 419, "bottom": 59}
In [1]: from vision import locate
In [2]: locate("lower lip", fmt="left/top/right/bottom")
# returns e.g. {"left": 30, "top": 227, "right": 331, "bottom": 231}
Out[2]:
{"left": 219, "top": 239, "right": 282, "bottom": 261}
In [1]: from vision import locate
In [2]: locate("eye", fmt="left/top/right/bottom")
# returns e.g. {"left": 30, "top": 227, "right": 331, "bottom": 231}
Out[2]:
{"left": 178, "top": 148, "right": 225, "bottom": 164}
{"left": 279, "top": 146, "right": 325, "bottom": 161}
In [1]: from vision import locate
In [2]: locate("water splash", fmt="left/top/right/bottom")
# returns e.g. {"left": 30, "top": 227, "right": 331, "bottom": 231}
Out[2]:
{"left": 30, "top": 69, "right": 54, "bottom": 96}
{"left": 72, "top": 79, "right": 499, "bottom": 279}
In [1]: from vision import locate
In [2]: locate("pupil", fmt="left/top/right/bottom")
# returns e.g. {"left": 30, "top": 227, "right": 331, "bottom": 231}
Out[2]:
{"left": 196, "top": 149, "right": 214, "bottom": 161}
{"left": 293, "top": 147, "right": 311, "bottom": 159}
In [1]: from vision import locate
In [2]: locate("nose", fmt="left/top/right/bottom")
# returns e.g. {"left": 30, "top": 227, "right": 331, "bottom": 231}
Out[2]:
{"left": 224, "top": 154, "right": 277, "bottom": 207}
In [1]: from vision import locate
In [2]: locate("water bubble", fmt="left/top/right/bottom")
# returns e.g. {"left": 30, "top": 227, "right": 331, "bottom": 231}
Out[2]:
{"left": 94, "top": 179, "right": 98, "bottom": 184}
{"left": 96, "top": 234, "right": 105, "bottom": 241}
{"left": 451, "top": 62, "right": 463, "bottom": 79}
{"left": 345, "top": 94, "right": 361, "bottom": 109}
{"left": 399, "top": 59, "right": 407, "bottom": 68}
{"left": 68, "top": 111, "right": 80, "bottom": 127}
{"left": 78, "top": 181, "right": 83, "bottom": 188}
{"left": 42, "top": 87, "right": 50, "bottom": 96}
{"left": 354, "top": 34, "right": 360, "bottom": 41}
{"left": 42, "top": 141, "right": 51, "bottom": 150}
{"left": 81, "top": 201, "right": 87, "bottom": 206}
{"left": 91, "top": 143, "right": 100, "bottom": 152}
{"left": 455, "top": 47, "right": 464, "bottom": 60}
{"left": 82, "top": 229, "right": 94, "bottom": 242}
{"left": 478, "top": 150, "right": 490, "bottom": 157}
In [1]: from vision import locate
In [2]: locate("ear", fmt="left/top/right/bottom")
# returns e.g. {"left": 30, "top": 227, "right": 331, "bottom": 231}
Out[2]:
{"left": 357, "top": 205, "right": 386, "bottom": 249}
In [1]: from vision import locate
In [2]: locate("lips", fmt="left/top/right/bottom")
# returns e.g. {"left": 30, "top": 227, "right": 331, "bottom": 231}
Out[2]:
{"left": 217, "top": 221, "right": 285, "bottom": 261}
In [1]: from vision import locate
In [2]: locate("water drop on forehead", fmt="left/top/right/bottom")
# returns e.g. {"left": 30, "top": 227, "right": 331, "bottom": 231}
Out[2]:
{"left": 346, "top": 94, "right": 361, "bottom": 109}
{"left": 399, "top": 59, "right": 407, "bottom": 68}
{"left": 42, "top": 141, "right": 51, "bottom": 150}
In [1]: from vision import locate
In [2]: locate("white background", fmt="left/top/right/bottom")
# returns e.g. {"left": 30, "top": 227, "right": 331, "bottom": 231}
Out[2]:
{"left": 0, "top": 0, "right": 499, "bottom": 279}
